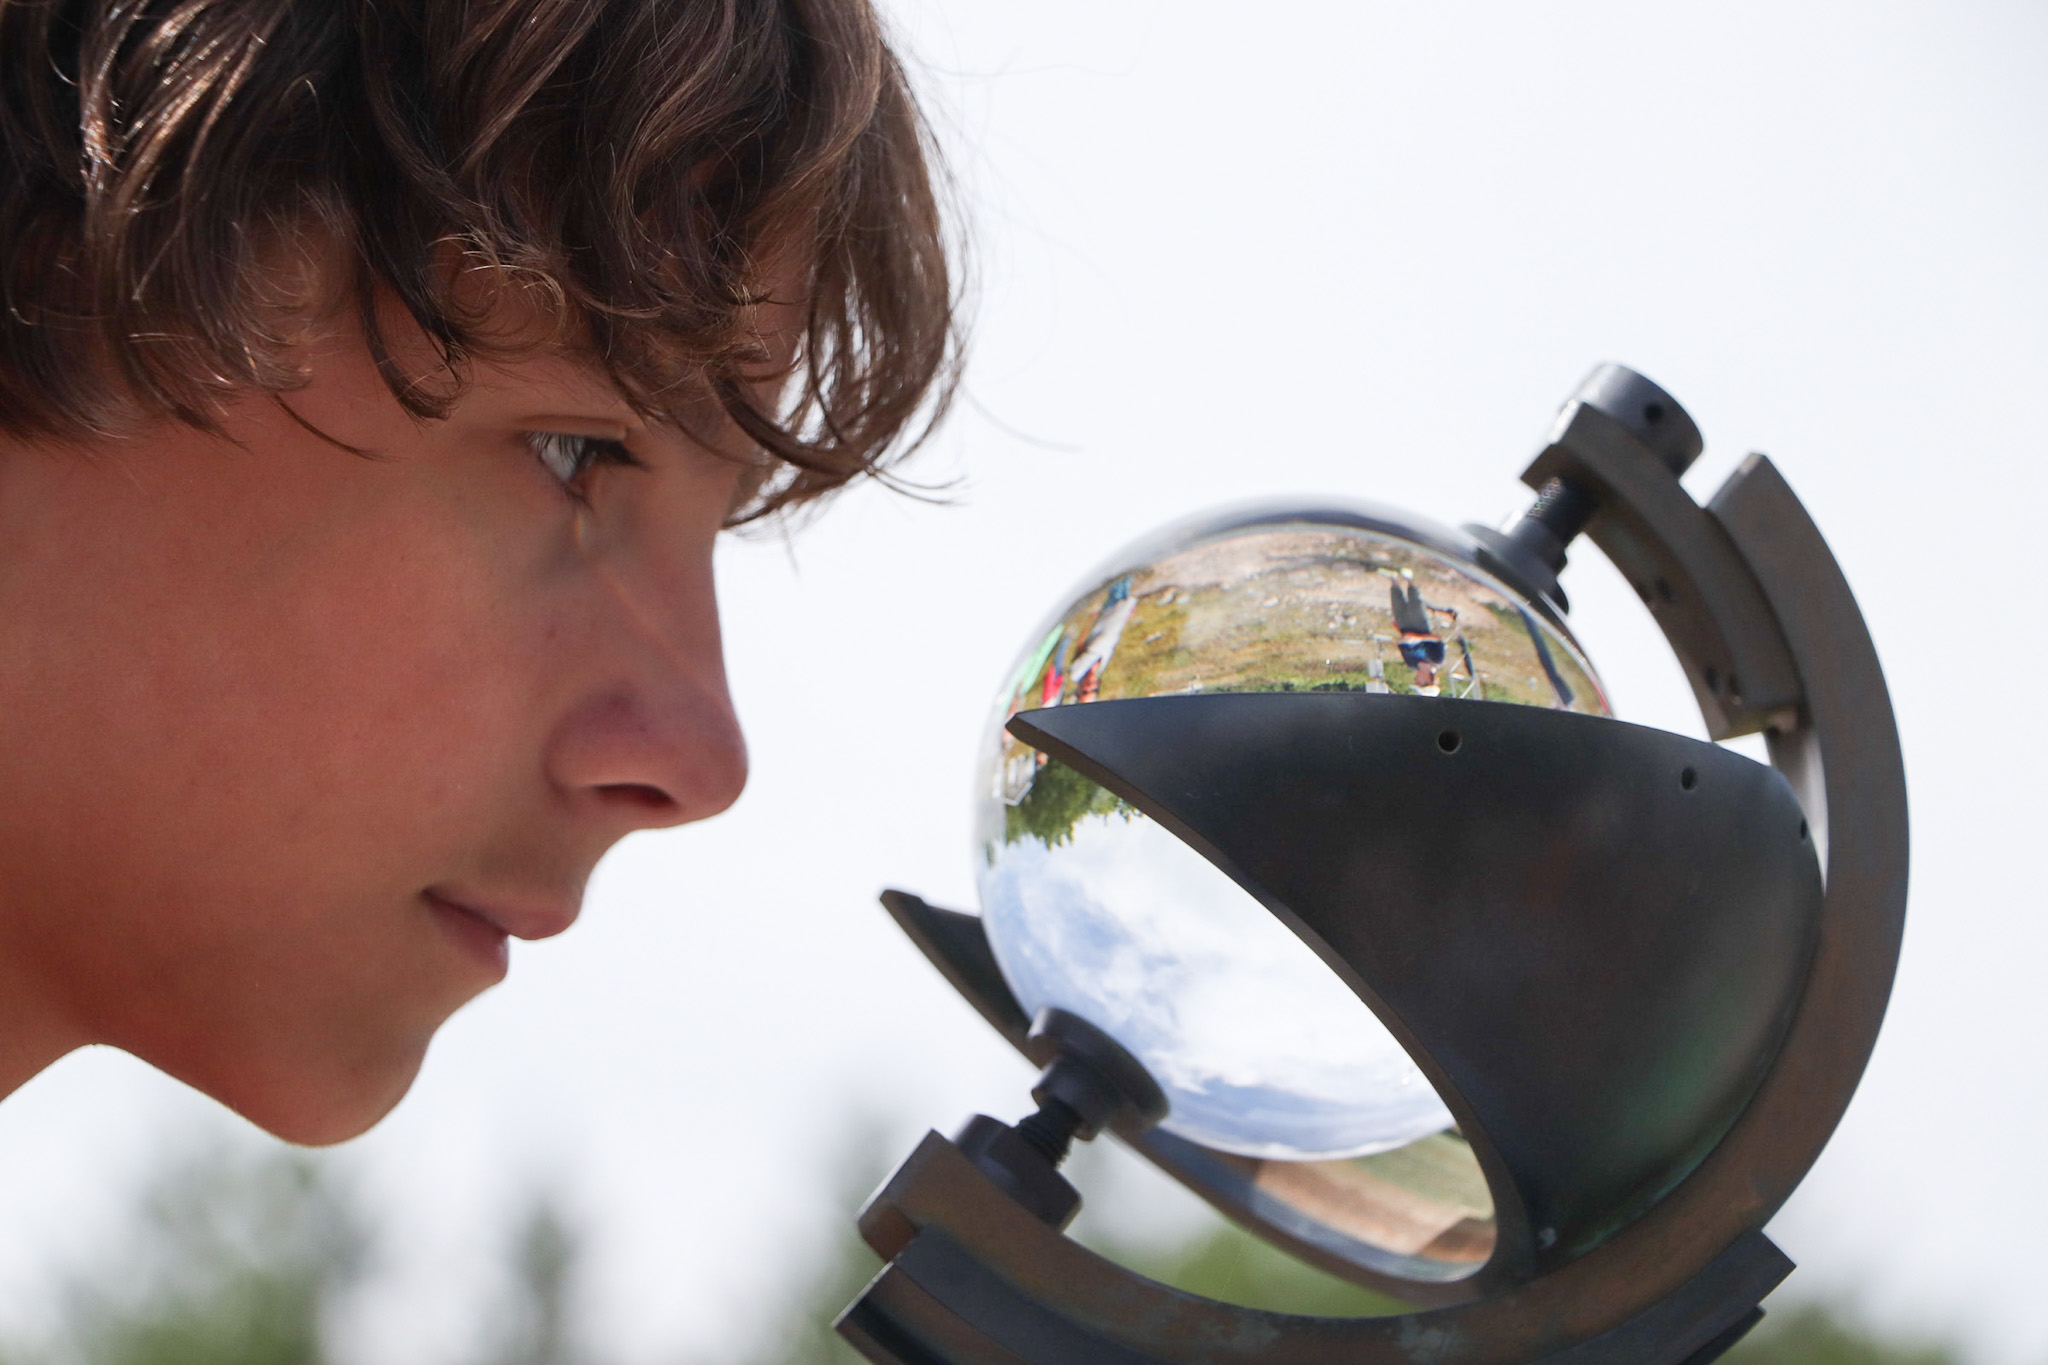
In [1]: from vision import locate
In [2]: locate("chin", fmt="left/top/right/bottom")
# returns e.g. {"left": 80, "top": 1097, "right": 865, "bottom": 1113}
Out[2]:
{"left": 248, "top": 1080, "right": 419, "bottom": 1147}
{"left": 167, "top": 1036, "right": 433, "bottom": 1148}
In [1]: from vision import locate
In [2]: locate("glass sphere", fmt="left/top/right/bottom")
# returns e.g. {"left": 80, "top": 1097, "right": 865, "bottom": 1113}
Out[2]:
{"left": 975, "top": 506, "right": 1610, "bottom": 1162}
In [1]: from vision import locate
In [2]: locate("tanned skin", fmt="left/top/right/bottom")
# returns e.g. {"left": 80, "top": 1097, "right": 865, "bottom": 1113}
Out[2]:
{"left": 0, "top": 270, "right": 777, "bottom": 1143}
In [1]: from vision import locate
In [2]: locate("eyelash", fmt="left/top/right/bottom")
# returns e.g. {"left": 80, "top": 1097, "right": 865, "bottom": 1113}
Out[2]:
{"left": 524, "top": 431, "right": 643, "bottom": 492}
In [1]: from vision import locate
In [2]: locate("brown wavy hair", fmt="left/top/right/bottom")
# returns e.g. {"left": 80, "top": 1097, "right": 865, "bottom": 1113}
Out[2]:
{"left": 0, "top": 0, "right": 959, "bottom": 519}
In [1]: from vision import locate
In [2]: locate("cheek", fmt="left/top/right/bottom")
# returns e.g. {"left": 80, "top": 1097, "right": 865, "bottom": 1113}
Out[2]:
{"left": 0, "top": 449, "right": 565, "bottom": 1085}
{"left": 157, "top": 515, "right": 544, "bottom": 883}
{"left": 264, "top": 527, "right": 549, "bottom": 830}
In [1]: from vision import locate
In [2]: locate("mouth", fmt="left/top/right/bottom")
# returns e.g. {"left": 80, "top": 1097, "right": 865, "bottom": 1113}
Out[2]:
{"left": 422, "top": 889, "right": 581, "bottom": 978}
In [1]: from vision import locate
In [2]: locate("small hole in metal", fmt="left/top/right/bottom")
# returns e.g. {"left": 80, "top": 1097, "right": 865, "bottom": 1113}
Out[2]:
{"left": 1437, "top": 729, "right": 1462, "bottom": 754}
{"left": 1680, "top": 767, "right": 1699, "bottom": 790}
{"left": 1799, "top": 819, "right": 1810, "bottom": 841}
{"left": 1644, "top": 401, "right": 1666, "bottom": 424}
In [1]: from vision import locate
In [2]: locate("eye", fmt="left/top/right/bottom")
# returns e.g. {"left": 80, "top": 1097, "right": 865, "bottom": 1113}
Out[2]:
{"left": 524, "top": 431, "right": 642, "bottom": 491}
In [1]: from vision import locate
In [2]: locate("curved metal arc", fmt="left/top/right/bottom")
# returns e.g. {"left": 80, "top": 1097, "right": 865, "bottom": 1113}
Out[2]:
{"left": 1660, "top": 454, "right": 1908, "bottom": 1218}
{"left": 1391, "top": 452, "right": 1907, "bottom": 1357}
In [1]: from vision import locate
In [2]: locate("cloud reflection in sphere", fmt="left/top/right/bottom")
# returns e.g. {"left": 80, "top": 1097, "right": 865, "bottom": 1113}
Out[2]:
{"left": 974, "top": 508, "right": 1610, "bottom": 1162}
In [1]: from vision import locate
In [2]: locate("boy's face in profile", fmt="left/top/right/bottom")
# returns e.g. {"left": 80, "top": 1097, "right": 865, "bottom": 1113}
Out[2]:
{"left": 0, "top": 0, "right": 952, "bottom": 1144}
{"left": 0, "top": 280, "right": 752, "bottom": 1143}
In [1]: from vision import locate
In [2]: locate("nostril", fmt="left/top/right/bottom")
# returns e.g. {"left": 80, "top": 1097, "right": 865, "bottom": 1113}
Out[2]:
{"left": 598, "top": 782, "right": 677, "bottom": 813}
{"left": 547, "top": 690, "right": 747, "bottom": 829}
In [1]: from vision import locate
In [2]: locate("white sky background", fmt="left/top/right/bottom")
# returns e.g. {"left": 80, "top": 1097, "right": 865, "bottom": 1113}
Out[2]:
{"left": 1, "top": 1, "right": 2044, "bottom": 1361}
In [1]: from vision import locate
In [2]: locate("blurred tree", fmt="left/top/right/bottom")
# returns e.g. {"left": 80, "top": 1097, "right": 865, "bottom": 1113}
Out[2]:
{"left": 0, "top": 1146, "right": 620, "bottom": 1365}
{"left": 480, "top": 1200, "right": 593, "bottom": 1365}
{"left": 16, "top": 1146, "right": 364, "bottom": 1365}
{"left": 720, "top": 1129, "right": 894, "bottom": 1365}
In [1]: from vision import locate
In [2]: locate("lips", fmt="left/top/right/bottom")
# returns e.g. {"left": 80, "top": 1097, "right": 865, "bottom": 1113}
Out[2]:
{"left": 423, "top": 888, "right": 580, "bottom": 976}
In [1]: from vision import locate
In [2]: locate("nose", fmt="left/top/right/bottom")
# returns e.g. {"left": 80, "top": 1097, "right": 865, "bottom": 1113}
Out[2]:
{"left": 542, "top": 561, "right": 749, "bottom": 834}
{"left": 545, "top": 682, "right": 748, "bottom": 831}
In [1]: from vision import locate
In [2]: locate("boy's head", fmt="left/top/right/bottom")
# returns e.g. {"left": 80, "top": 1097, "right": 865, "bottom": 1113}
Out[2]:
{"left": 0, "top": 0, "right": 954, "bottom": 513}
{"left": 0, "top": 0, "right": 955, "bottom": 1142}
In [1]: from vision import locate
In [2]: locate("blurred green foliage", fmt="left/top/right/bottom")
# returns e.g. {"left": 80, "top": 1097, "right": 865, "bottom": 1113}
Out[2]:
{"left": 1724, "top": 1303, "right": 1962, "bottom": 1365}
{"left": 2, "top": 1147, "right": 361, "bottom": 1365}
{"left": 0, "top": 1149, "right": 593, "bottom": 1365}
{"left": 485, "top": 1201, "right": 586, "bottom": 1365}
{"left": 0, "top": 1140, "right": 1971, "bottom": 1365}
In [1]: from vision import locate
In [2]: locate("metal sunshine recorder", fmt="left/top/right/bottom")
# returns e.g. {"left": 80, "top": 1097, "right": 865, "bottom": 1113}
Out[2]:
{"left": 839, "top": 366, "right": 1906, "bottom": 1365}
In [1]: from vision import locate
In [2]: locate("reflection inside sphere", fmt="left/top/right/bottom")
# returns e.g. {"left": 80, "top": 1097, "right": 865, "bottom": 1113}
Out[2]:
{"left": 974, "top": 514, "right": 1609, "bottom": 1162}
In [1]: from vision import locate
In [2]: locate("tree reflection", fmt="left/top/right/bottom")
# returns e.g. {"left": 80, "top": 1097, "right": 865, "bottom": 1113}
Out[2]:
{"left": 1003, "top": 758, "right": 1132, "bottom": 848}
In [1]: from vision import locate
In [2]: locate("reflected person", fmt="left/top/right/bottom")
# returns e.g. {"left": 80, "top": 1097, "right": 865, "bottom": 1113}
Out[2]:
{"left": 1390, "top": 577, "right": 1456, "bottom": 695}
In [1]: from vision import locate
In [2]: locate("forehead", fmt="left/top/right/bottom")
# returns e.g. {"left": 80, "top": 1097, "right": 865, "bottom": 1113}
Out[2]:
{"left": 295, "top": 255, "right": 647, "bottom": 428}
{"left": 461, "top": 349, "right": 643, "bottom": 428}
{"left": 443, "top": 263, "right": 632, "bottom": 408}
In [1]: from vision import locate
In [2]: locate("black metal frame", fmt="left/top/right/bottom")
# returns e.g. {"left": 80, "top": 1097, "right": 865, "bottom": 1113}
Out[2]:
{"left": 839, "top": 366, "right": 1909, "bottom": 1364}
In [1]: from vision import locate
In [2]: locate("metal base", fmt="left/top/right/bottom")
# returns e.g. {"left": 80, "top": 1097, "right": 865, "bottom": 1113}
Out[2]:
{"left": 838, "top": 1129, "right": 1790, "bottom": 1365}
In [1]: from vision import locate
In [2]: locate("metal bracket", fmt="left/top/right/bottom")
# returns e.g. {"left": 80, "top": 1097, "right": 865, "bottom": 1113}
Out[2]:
{"left": 1524, "top": 403, "right": 1801, "bottom": 739}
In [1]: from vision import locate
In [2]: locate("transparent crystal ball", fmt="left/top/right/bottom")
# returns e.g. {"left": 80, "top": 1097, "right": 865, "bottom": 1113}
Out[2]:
{"left": 975, "top": 507, "right": 1610, "bottom": 1161}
